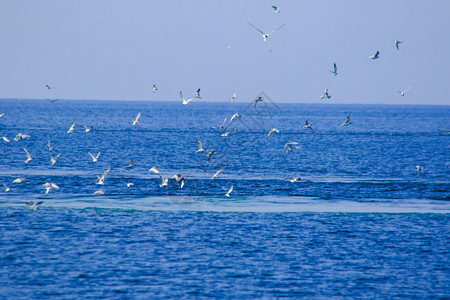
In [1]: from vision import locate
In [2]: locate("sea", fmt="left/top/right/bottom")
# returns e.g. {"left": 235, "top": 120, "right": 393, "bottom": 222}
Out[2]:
{"left": 0, "top": 98, "right": 449, "bottom": 298}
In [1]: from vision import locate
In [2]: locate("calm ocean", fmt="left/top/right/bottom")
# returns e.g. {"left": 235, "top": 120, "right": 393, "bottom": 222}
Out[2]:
{"left": 0, "top": 98, "right": 449, "bottom": 298}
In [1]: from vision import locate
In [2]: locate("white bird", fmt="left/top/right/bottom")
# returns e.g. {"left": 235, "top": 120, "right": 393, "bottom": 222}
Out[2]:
{"left": 416, "top": 165, "right": 423, "bottom": 176}
{"left": 328, "top": 63, "right": 338, "bottom": 76}
{"left": 23, "top": 147, "right": 33, "bottom": 163}
{"left": 253, "top": 96, "right": 263, "bottom": 107}
{"left": 149, "top": 167, "right": 168, "bottom": 187}
{"left": 267, "top": 128, "right": 280, "bottom": 139}
{"left": 128, "top": 158, "right": 134, "bottom": 168}
{"left": 172, "top": 174, "right": 185, "bottom": 189}
{"left": 284, "top": 177, "right": 301, "bottom": 183}
{"left": 1, "top": 136, "right": 10, "bottom": 143}
{"left": 221, "top": 129, "right": 234, "bottom": 137}
{"left": 50, "top": 153, "right": 61, "bottom": 166}
{"left": 248, "top": 22, "right": 285, "bottom": 42}
{"left": 47, "top": 140, "right": 54, "bottom": 150}
{"left": 230, "top": 112, "right": 243, "bottom": 122}
{"left": 341, "top": 114, "right": 352, "bottom": 126}
{"left": 211, "top": 167, "right": 225, "bottom": 179}
{"left": 369, "top": 51, "right": 380, "bottom": 59}
{"left": 96, "top": 167, "right": 110, "bottom": 185}
{"left": 151, "top": 84, "right": 158, "bottom": 93}
{"left": 207, "top": 150, "right": 216, "bottom": 162}
{"left": 149, "top": 166, "right": 161, "bottom": 176}
{"left": 14, "top": 133, "right": 31, "bottom": 141}
{"left": 25, "top": 201, "right": 43, "bottom": 211}
{"left": 195, "top": 88, "right": 201, "bottom": 99}
{"left": 394, "top": 39, "right": 402, "bottom": 50}
{"left": 93, "top": 190, "right": 105, "bottom": 195}
{"left": 13, "top": 178, "right": 28, "bottom": 183}
{"left": 271, "top": 6, "right": 280, "bottom": 13}
{"left": 180, "top": 91, "right": 195, "bottom": 105}
{"left": 303, "top": 120, "right": 312, "bottom": 129}
{"left": 88, "top": 152, "right": 101, "bottom": 162}
{"left": 285, "top": 142, "right": 300, "bottom": 154}
{"left": 126, "top": 183, "right": 134, "bottom": 189}
{"left": 44, "top": 83, "right": 54, "bottom": 90}
{"left": 229, "top": 93, "right": 237, "bottom": 102}
{"left": 320, "top": 88, "right": 331, "bottom": 100}
{"left": 83, "top": 126, "right": 92, "bottom": 132}
{"left": 3, "top": 183, "right": 11, "bottom": 192}
{"left": 0, "top": 112, "right": 5, "bottom": 118}
{"left": 395, "top": 86, "right": 411, "bottom": 96}
{"left": 67, "top": 121, "right": 77, "bottom": 133}
{"left": 132, "top": 112, "right": 141, "bottom": 126}
{"left": 196, "top": 140, "right": 205, "bottom": 152}
{"left": 225, "top": 185, "right": 233, "bottom": 197}
{"left": 43, "top": 182, "right": 59, "bottom": 195}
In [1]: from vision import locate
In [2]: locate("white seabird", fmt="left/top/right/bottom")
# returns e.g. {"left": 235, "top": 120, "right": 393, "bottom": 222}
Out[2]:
{"left": 25, "top": 201, "right": 43, "bottom": 211}
{"left": 416, "top": 165, "right": 423, "bottom": 176}
{"left": 172, "top": 174, "right": 185, "bottom": 189}
{"left": 394, "top": 39, "right": 402, "bottom": 50}
{"left": 229, "top": 93, "right": 237, "bottom": 102}
{"left": 88, "top": 152, "right": 101, "bottom": 162}
{"left": 83, "top": 126, "right": 92, "bottom": 132}
{"left": 285, "top": 142, "right": 300, "bottom": 154}
{"left": 248, "top": 22, "right": 286, "bottom": 42}
{"left": 395, "top": 86, "right": 411, "bottom": 96}
{"left": 14, "top": 133, "right": 31, "bottom": 141}
{"left": 50, "top": 153, "right": 61, "bottom": 166}
{"left": 341, "top": 114, "right": 352, "bottom": 126}
{"left": 3, "top": 183, "right": 11, "bottom": 192}
{"left": 303, "top": 121, "right": 312, "bottom": 129}
{"left": 43, "top": 182, "right": 60, "bottom": 195}
{"left": 23, "top": 147, "right": 33, "bottom": 164}
{"left": 132, "top": 112, "right": 141, "bottom": 126}
{"left": 47, "top": 140, "right": 54, "bottom": 151}
{"left": 67, "top": 121, "right": 77, "bottom": 133}
{"left": 320, "top": 88, "right": 331, "bottom": 100}
{"left": 328, "top": 63, "right": 338, "bottom": 76}
{"left": 13, "top": 178, "right": 29, "bottom": 183}
{"left": 211, "top": 167, "right": 225, "bottom": 179}
{"left": 221, "top": 129, "right": 234, "bottom": 137}
{"left": 284, "top": 177, "right": 301, "bottom": 183}
{"left": 196, "top": 139, "right": 205, "bottom": 152}
{"left": 230, "top": 112, "right": 243, "bottom": 122}
{"left": 369, "top": 51, "right": 380, "bottom": 59}
{"left": 225, "top": 185, "right": 234, "bottom": 197}
{"left": 126, "top": 183, "right": 134, "bottom": 189}
{"left": 1, "top": 136, "right": 10, "bottom": 143}
{"left": 0, "top": 112, "right": 5, "bottom": 118}
{"left": 93, "top": 190, "right": 105, "bottom": 195}
{"left": 272, "top": 6, "right": 280, "bottom": 13}
{"left": 267, "top": 128, "right": 280, "bottom": 139}
{"left": 152, "top": 84, "right": 158, "bottom": 93}
{"left": 253, "top": 96, "right": 263, "bottom": 107}
{"left": 180, "top": 91, "right": 195, "bottom": 105}
{"left": 149, "top": 167, "right": 168, "bottom": 187}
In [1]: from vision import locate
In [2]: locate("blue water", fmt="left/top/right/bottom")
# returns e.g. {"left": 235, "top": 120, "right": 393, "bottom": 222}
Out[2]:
{"left": 0, "top": 98, "right": 449, "bottom": 298}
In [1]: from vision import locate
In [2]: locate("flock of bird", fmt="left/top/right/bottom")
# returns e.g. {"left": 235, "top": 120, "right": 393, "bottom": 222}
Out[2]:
{"left": 1, "top": 5, "right": 423, "bottom": 211}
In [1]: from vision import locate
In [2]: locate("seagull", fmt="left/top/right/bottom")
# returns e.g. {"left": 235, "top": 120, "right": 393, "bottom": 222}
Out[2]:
{"left": 225, "top": 185, "right": 234, "bottom": 197}
{"left": 221, "top": 129, "right": 235, "bottom": 137}
{"left": 149, "top": 166, "right": 161, "bottom": 176}
{"left": 285, "top": 142, "right": 300, "bottom": 154}
{"left": 395, "top": 86, "right": 411, "bottom": 96}
{"left": 180, "top": 91, "right": 195, "bottom": 105}
{"left": 93, "top": 190, "right": 105, "bottom": 195}
{"left": 284, "top": 177, "right": 301, "bottom": 183}
{"left": 303, "top": 120, "right": 312, "bottom": 129}
{"left": 47, "top": 99, "right": 59, "bottom": 103}
{"left": 230, "top": 112, "right": 243, "bottom": 122}
{"left": 369, "top": 51, "right": 380, "bottom": 59}
{"left": 328, "top": 63, "right": 338, "bottom": 76}
{"left": 207, "top": 150, "right": 216, "bottom": 162}
{"left": 267, "top": 128, "right": 280, "bottom": 139}
{"left": 83, "top": 126, "right": 92, "bottom": 132}
{"left": 172, "top": 174, "right": 185, "bottom": 189}
{"left": 229, "top": 93, "right": 237, "bottom": 102}
{"left": 253, "top": 96, "right": 263, "bottom": 107}
{"left": 67, "top": 121, "right": 77, "bottom": 133}
{"left": 394, "top": 39, "right": 402, "bottom": 50}
{"left": 13, "top": 178, "right": 29, "bottom": 183}
{"left": 211, "top": 167, "right": 225, "bottom": 179}
{"left": 0, "top": 112, "right": 5, "bottom": 118}
{"left": 14, "top": 133, "right": 31, "bottom": 141}
{"left": 1, "top": 136, "right": 10, "bottom": 143}
{"left": 126, "top": 183, "right": 134, "bottom": 189}
{"left": 151, "top": 84, "right": 158, "bottom": 93}
{"left": 248, "top": 22, "right": 285, "bottom": 42}
{"left": 50, "top": 153, "right": 61, "bottom": 166}
{"left": 96, "top": 167, "right": 110, "bottom": 185}
{"left": 132, "top": 112, "right": 141, "bottom": 126}
{"left": 196, "top": 139, "right": 205, "bottom": 152}
{"left": 44, "top": 83, "right": 55, "bottom": 90}
{"left": 149, "top": 167, "right": 168, "bottom": 187}
{"left": 88, "top": 152, "right": 101, "bottom": 162}
{"left": 416, "top": 165, "right": 423, "bottom": 176}
{"left": 195, "top": 88, "right": 201, "bottom": 99}
{"left": 25, "top": 201, "right": 44, "bottom": 211}
{"left": 271, "top": 6, "right": 280, "bottom": 13}
{"left": 341, "top": 114, "right": 352, "bottom": 126}
{"left": 320, "top": 88, "right": 331, "bottom": 100}
{"left": 23, "top": 147, "right": 33, "bottom": 163}
{"left": 128, "top": 158, "right": 134, "bottom": 168}
{"left": 3, "top": 183, "right": 11, "bottom": 192}
{"left": 47, "top": 140, "right": 54, "bottom": 150}
{"left": 43, "top": 182, "right": 59, "bottom": 195}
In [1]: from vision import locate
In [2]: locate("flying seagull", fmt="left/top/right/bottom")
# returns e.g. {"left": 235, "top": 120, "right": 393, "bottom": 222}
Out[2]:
{"left": 83, "top": 126, "right": 92, "bottom": 132}
{"left": 13, "top": 178, "right": 29, "bottom": 183}
{"left": 416, "top": 165, "right": 423, "bottom": 176}
{"left": 23, "top": 147, "right": 33, "bottom": 163}
{"left": 253, "top": 96, "right": 264, "bottom": 107}
{"left": 230, "top": 112, "right": 243, "bottom": 122}
{"left": 394, "top": 39, "right": 402, "bottom": 50}
{"left": 132, "top": 112, "right": 141, "bottom": 126}
{"left": 14, "top": 133, "right": 31, "bottom": 141}
{"left": 207, "top": 150, "right": 216, "bottom": 162}
{"left": 94, "top": 190, "right": 105, "bottom": 195}
{"left": 320, "top": 88, "right": 331, "bottom": 100}
{"left": 328, "top": 63, "right": 338, "bottom": 76}
{"left": 369, "top": 51, "right": 380, "bottom": 59}
{"left": 47, "top": 99, "right": 59, "bottom": 103}
{"left": 47, "top": 140, "right": 54, "bottom": 151}
{"left": 195, "top": 88, "right": 201, "bottom": 99}
{"left": 0, "top": 112, "right": 5, "bottom": 118}
{"left": 303, "top": 120, "right": 312, "bottom": 129}
{"left": 196, "top": 139, "right": 205, "bottom": 152}
{"left": 267, "top": 128, "right": 280, "bottom": 139}
{"left": 225, "top": 185, "right": 234, "bottom": 197}
{"left": 43, "top": 182, "right": 59, "bottom": 195}
{"left": 128, "top": 158, "right": 134, "bottom": 168}
{"left": 88, "top": 152, "right": 101, "bottom": 162}
{"left": 149, "top": 166, "right": 168, "bottom": 187}
{"left": 172, "top": 174, "right": 185, "bottom": 189}
{"left": 1, "top": 136, "right": 10, "bottom": 143}
{"left": 285, "top": 142, "right": 300, "bottom": 154}
{"left": 211, "top": 167, "right": 225, "bottom": 179}
{"left": 25, "top": 201, "right": 43, "bottom": 211}
{"left": 50, "top": 153, "right": 61, "bottom": 166}
{"left": 248, "top": 22, "right": 285, "bottom": 42}
{"left": 126, "top": 182, "right": 134, "bottom": 189}
{"left": 44, "top": 83, "right": 55, "bottom": 90}
{"left": 180, "top": 91, "right": 195, "bottom": 105}
{"left": 221, "top": 129, "right": 235, "bottom": 137}
{"left": 151, "top": 84, "right": 158, "bottom": 93}
{"left": 341, "top": 114, "right": 352, "bottom": 126}
{"left": 3, "top": 183, "right": 11, "bottom": 192}
{"left": 395, "top": 86, "right": 411, "bottom": 96}
{"left": 67, "top": 121, "right": 77, "bottom": 133}
{"left": 229, "top": 93, "right": 237, "bottom": 102}
{"left": 271, "top": 6, "right": 280, "bottom": 13}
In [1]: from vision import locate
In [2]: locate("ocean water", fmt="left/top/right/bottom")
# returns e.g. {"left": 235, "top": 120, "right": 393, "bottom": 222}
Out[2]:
{"left": 0, "top": 98, "right": 449, "bottom": 298}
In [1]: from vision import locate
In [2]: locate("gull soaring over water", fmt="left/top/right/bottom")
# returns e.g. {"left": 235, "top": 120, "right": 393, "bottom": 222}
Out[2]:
{"left": 284, "top": 177, "right": 301, "bottom": 183}
{"left": 271, "top": 6, "right": 280, "bottom": 13}
{"left": 3, "top": 183, "right": 11, "bottom": 192}
{"left": 195, "top": 88, "right": 201, "bottom": 99}
{"left": 247, "top": 22, "right": 286, "bottom": 42}
{"left": 196, "top": 140, "right": 205, "bottom": 152}
{"left": 149, "top": 166, "right": 169, "bottom": 187}
{"left": 83, "top": 126, "right": 92, "bottom": 132}
{"left": 152, "top": 85, "right": 158, "bottom": 93}
{"left": 13, "top": 178, "right": 29, "bottom": 183}
{"left": 0, "top": 112, "right": 5, "bottom": 118}
{"left": 394, "top": 39, "right": 402, "bottom": 50}
{"left": 25, "top": 201, "right": 43, "bottom": 211}
{"left": 211, "top": 167, "right": 225, "bottom": 179}
{"left": 14, "top": 133, "right": 30, "bottom": 141}
{"left": 207, "top": 150, "right": 216, "bottom": 162}
{"left": 416, "top": 165, "right": 423, "bottom": 176}
{"left": 47, "top": 140, "right": 54, "bottom": 151}
{"left": 43, "top": 182, "right": 60, "bottom": 195}
{"left": 320, "top": 88, "right": 331, "bottom": 100}
{"left": 341, "top": 114, "right": 352, "bottom": 126}
{"left": 132, "top": 112, "right": 141, "bottom": 126}
{"left": 369, "top": 51, "right": 380, "bottom": 59}
{"left": 225, "top": 185, "right": 233, "bottom": 197}
{"left": 50, "top": 153, "right": 61, "bottom": 166}
{"left": 126, "top": 183, "right": 134, "bottom": 189}
{"left": 285, "top": 142, "right": 300, "bottom": 154}
{"left": 88, "top": 152, "right": 101, "bottom": 162}
{"left": 180, "top": 91, "right": 195, "bottom": 105}
{"left": 328, "top": 63, "right": 338, "bottom": 76}
{"left": 230, "top": 112, "right": 243, "bottom": 122}
{"left": 395, "top": 86, "right": 411, "bottom": 96}
{"left": 128, "top": 158, "right": 134, "bottom": 168}
{"left": 267, "top": 128, "right": 280, "bottom": 139}
{"left": 303, "top": 120, "right": 312, "bottom": 129}
{"left": 229, "top": 93, "right": 237, "bottom": 102}
{"left": 67, "top": 121, "right": 77, "bottom": 133}
{"left": 23, "top": 147, "right": 33, "bottom": 163}
{"left": 1, "top": 136, "right": 10, "bottom": 143}
{"left": 253, "top": 96, "right": 264, "bottom": 108}
{"left": 172, "top": 174, "right": 185, "bottom": 189}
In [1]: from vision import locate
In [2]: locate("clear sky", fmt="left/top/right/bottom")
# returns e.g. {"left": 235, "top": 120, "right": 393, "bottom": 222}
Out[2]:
{"left": 1, "top": 1, "right": 449, "bottom": 105}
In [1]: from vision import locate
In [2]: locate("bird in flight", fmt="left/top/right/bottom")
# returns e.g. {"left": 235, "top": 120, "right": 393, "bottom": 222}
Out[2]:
{"left": 196, "top": 140, "right": 205, "bottom": 152}
{"left": 341, "top": 114, "right": 352, "bottom": 126}
{"left": 211, "top": 167, "right": 225, "bottom": 179}
{"left": 25, "top": 201, "right": 44, "bottom": 211}
{"left": 328, "top": 63, "right": 338, "bottom": 76}
{"left": 43, "top": 182, "right": 59, "bottom": 195}
{"left": 230, "top": 112, "right": 243, "bottom": 122}
{"left": 320, "top": 88, "right": 331, "bottom": 100}
{"left": 195, "top": 88, "right": 201, "bottom": 99}
{"left": 47, "top": 99, "right": 59, "bottom": 103}
{"left": 394, "top": 39, "right": 402, "bottom": 50}
{"left": 253, "top": 96, "right": 264, "bottom": 107}
{"left": 50, "top": 153, "right": 61, "bottom": 166}
{"left": 229, "top": 93, "right": 237, "bottom": 102}
{"left": 180, "top": 91, "right": 195, "bottom": 105}
{"left": 152, "top": 85, "right": 158, "bottom": 93}
{"left": 248, "top": 22, "right": 285, "bottom": 42}
{"left": 416, "top": 165, "right": 423, "bottom": 176}
{"left": 285, "top": 142, "right": 300, "bottom": 154}
{"left": 89, "top": 152, "right": 101, "bottom": 162}
{"left": 1, "top": 136, "right": 10, "bottom": 143}
{"left": 132, "top": 112, "right": 141, "bottom": 126}
{"left": 303, "top": 120, "right": 312, "bottom": 129}
{"left": 267, "top": 128, "right": 280, "bottom": 139}
{"left": 172, "top": 174, "right": 185, "bottom": 189}
{"left": 3, "top": 183, "right": 11, "bottom": 192}
{"left": 369, "top": 51, "right": 380, "bottom": 59}
{"left": 44, "top": 83, "right": 56, "bottom": 90}
{"left": 272, "top": 6, "right": 280, "bottom": 13}
{"left": 225, "top": 185, "right": 234, "bottom": 197}
{"left": 23, "top": 147, "right": 33, "bottom": 164}
{"left": 284, "top": 177, "right": 301, "bottom": 183}
{"left": 207, "top": 150, "right": 216, "bottom": 162}
{"left": 0, "top": 112, "right": 5, "bottom": 118}
{"left": 395, "top": 86, "right": 411, "bottom": 96}
{"left": 67, "top": 121, "right": 77, "bottom": 133}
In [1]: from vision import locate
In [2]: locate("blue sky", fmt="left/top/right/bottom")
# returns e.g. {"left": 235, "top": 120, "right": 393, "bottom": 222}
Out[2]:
{"left": 1, "top": 1, "right": 449, "bottom": 105}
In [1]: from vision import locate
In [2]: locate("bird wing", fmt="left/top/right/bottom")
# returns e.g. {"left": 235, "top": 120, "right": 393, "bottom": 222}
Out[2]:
{"left": 404, "top": 86, "right": 411, "bottom": 93}
{"left": 267, "top": 24, "right": 285, "bottom": 36}
{"left": 247, "top": 22, "right": 265, "bottom": 35}
{"left": 179, "top": 91, "right": 185, "bottom": 100}
{"left": 196, "top": 139, "right": 203, "bottom": 149}
{"left": 24, "top": 148, "right": 31, "bottom": 159}
{"left": 212, "top": 167, "right": 225, "bottom": 179}
{"left": 333, "top": 63, "right": 337, "bottom": 73}
{"left": 135, "top": 112, "right": 141, "bottom": 122}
